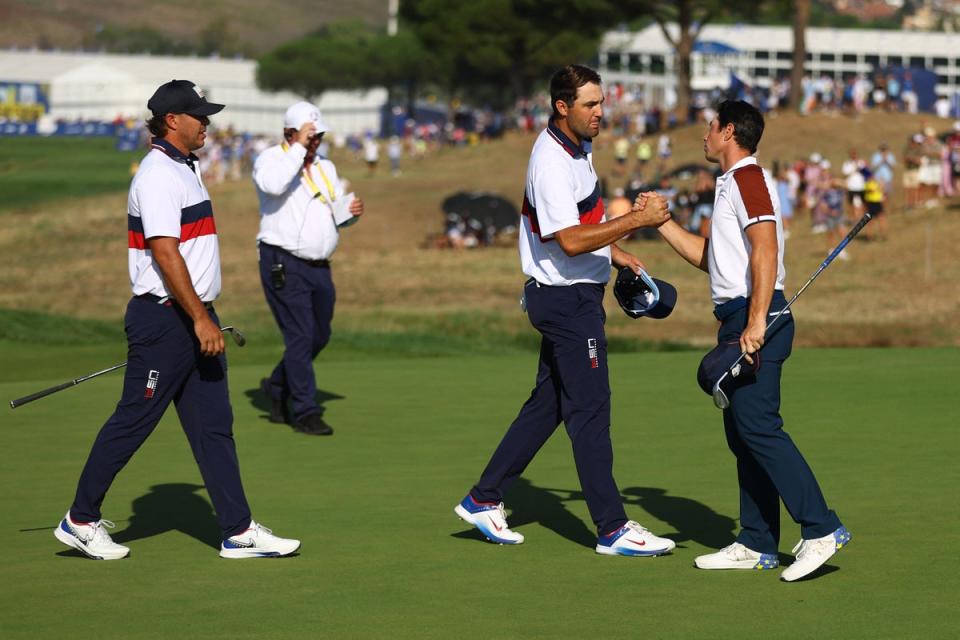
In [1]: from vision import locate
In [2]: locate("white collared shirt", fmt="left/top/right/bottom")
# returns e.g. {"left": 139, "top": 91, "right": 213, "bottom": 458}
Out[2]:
{"left": 708, "top": 156, "right": 785, "bottom": 305}
{"left": 253, "top": 142, "right": 343, "bottom": 260}
{"left": 128, "top": 138, "right": 221, "bottom": 302}
{"left": 518, "top": 122, "right": 610, "bottom": 286}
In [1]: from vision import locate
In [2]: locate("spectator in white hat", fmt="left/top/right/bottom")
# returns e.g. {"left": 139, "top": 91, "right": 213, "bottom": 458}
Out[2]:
{"left": 252, "top": 101, "right": 365, "bottom": 435}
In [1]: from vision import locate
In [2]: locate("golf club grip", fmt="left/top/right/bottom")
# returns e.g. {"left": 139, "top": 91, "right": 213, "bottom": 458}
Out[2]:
{"left": 10, "top": 380, "right": 78, "bottom": 409}
{"left": 822, "top": 212, "right": 873, "bottom": 267}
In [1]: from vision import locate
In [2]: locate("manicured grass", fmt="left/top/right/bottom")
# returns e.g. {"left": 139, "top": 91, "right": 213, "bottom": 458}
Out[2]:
{"left": 1, "top": 343, "right": 956, "bottom": 638}
{"left": 0, "top": 137, "right": 140, "bottom": 212}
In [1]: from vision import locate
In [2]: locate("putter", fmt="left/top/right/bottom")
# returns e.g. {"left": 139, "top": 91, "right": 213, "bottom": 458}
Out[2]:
{"left": 712, "top": 212, "right": 873, "bottom": 410}
{"left": 9, "top": 326, "right": 245, "bottom": 409}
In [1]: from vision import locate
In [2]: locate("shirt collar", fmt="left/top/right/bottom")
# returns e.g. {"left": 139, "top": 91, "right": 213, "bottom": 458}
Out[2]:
{"left": 722, "top": 155, "right": 758, "bottom": 177}
{"left": 547, "top": 119, "right": 590, "bottom": 158}
{"left": 151, "top": 137, "right": 199, "bottom": 170}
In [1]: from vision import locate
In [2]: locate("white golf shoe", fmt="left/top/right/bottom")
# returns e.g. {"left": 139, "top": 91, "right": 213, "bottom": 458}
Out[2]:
{"left": 54, "top": 511, "right": 130, "bottom": 560}
{"left": 219, "top": 520, "right": 301, "bottom": 558}
{"left": 694, "top": 542, "right": 779, "bottom": 570}
{"left": 781, "top": 526, "right": 852, "bottom": 582}
{"left": 454, "top": 495, "right": 524, "bottom": 544}
{"left": 595, "top": 521, "right": 675, "bottom": 557}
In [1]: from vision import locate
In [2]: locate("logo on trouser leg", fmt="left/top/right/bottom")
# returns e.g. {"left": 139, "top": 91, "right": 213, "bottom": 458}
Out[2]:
{"left": 144, "top": 370, "right": 159, "bottom": 399}
{"left": 587, "top": 338, "right": 599, "bottom": 369}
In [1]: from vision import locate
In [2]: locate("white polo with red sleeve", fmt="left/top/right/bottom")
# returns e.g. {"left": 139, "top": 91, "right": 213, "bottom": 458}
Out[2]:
{"left": 518, "top": 120, "right": 609, "bottom": 286}
{"left": 707, "top": 156, "right": 785, "bottom": 305}
{"left": 127, "top": 137, "right": 221, "bottom": 302}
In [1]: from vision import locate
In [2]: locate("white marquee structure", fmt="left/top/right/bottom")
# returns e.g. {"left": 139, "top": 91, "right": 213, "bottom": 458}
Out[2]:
{"left": 0, "top": 50, "right": 387, "bottom": 135}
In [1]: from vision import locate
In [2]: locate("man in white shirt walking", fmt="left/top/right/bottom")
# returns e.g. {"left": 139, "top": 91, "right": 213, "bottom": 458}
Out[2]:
{"left": 454, "top": 65, "right": 676, "bottom": 556}
{"left": 253, "top": 102, "right": 364, "bottom": 435}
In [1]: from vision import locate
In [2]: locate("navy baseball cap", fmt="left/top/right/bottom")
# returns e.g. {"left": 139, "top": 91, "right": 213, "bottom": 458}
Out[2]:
{"left": 147, "top": 80, "right": 224, "bottom": 117}
{"left": 613, "top": 267, "right": 677, "bottom": 319}
{"left": 696, "top": 342, "right": 760, "bottom": 396}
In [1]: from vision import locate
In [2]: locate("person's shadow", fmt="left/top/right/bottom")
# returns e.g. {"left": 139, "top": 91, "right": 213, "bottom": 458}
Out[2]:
{"left": 451, "top": 478, "right": 596, "bottom": 548}
{"left": 244, "top": 385, "right": 344, "bottom": 424}
{"left": 111, "top": 483, "right": 221, "bottom": 549}
{"left": 621, "top": 487, "right": 737, "bottom": 549}
{"left": 452, "top": 482, "right": 739, "bottom": 551}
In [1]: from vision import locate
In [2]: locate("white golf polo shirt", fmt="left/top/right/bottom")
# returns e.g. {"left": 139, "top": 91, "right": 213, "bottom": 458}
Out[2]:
{"left": 127, "top": 138, "right": 221, "bottom": 302}
{"left": 253, "top": 142, "right": 343, "bottom": 261}
{"left": 519, "top": 121, "right": 609, "bottom": 286}
{"left": 708, "top": 156, "right": 785, "bottom": 305}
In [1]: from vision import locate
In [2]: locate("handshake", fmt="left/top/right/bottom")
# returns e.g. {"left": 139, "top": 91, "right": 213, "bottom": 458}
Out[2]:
{"left": 625, "top": 192, "right": 671, "bottom": 230}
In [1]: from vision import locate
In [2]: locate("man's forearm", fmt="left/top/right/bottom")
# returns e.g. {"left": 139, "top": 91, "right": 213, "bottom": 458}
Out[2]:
{"left": 657, "top": 219, "right": 709, "bottom": 271}
{"left": 554, "top": 193, "right": 670, "bottom": 256}
{"left": 554, "top": 214, "right": 646, "bottom": 256}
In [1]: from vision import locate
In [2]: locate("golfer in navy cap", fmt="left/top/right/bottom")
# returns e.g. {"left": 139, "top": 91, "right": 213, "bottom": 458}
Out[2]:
{"left": 53, "top": 80, "right": 300, "bottom": 561}
{"left": 656, "top": 100, "right": 850, "bottom": 581}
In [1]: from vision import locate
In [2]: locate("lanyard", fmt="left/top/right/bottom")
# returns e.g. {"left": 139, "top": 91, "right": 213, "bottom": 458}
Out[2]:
{"left": 282, "top": 142, "right": 336, "bottom": 203}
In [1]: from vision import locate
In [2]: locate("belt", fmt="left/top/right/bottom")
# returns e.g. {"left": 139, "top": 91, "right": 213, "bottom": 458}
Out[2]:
{"left": 524, "top": 277, "right": 604, "bottom": 289}
{"left": 136, "top": 293, "right": 214, "bottom": 310}
{"left": 714, "top": 291, "right": 787, "bottom": 321}
{"left": 260, "top": 242, "right": 330, "bottom": 268}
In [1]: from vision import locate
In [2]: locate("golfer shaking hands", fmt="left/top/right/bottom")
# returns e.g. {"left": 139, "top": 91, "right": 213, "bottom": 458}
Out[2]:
{"left": 656, "top": 100, "right": 850, "bottom": 581}
{"left": 454, "top": 65, "right": 676, "bottom": 556}
{"left": 54, "top": 80, "right": 300, "bottom": 561}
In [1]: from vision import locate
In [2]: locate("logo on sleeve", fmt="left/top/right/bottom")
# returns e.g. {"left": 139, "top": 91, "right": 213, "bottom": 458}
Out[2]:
{"left": 144, "top": 369, "right": 160, "bottom": 399}
{"left": 587, "top": 338, "right": 599, "bottom": 369}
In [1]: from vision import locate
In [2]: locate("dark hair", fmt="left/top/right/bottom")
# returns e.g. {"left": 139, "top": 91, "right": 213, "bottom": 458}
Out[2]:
{"left": 146, "top": 114, "right": 167, "bottom": 137}
{"left": 550, "top": 64, "right": 602, "bottom": 118}
{"left": 716, "top": 100, "right": 764, "bottom": 154}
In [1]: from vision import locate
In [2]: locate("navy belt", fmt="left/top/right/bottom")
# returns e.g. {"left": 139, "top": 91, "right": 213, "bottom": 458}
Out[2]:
{"left": 260, "top": 242, "right": 330, "bottom": 268}
{"left": 136, "top": 293, "right": 214, "bottom": 310}
{"left": 714, "top": 291, "right": 787, "bottom": 321}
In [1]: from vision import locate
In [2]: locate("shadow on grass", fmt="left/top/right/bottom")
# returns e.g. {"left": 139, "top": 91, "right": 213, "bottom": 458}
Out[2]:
{"left": 449, "top": 479, "right": 596, "bottom": 549}
{"left": 243, "top": 383, "right": 344, "bottom": 424}
{"left": 452, "top": 481, "right": 740, "bottom": 550}
{"left": 110, "top": 482, "right": 221, "bottom": 549}
{"left": 621, "top": 486, "right": 737, "bottom": 549}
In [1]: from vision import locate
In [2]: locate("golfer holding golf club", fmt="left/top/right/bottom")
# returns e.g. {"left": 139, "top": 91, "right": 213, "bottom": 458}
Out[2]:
{"left": 54, "top": 80, "right": 299, "bottom": 560}
{"left": 656, "top": 100, "right": 850, "bottom": 581}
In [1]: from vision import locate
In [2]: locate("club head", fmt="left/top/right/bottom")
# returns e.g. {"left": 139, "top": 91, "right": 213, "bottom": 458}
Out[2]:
{"left": 220, "top": 326, "right": 246, "bottom": 347}
{"left": 712, "top": 384, "right": 731, "bottom": 410}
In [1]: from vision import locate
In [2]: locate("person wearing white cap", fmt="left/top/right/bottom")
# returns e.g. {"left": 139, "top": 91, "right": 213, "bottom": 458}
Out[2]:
{"left": 252, "top": 101, "right": 364, "bottom": 435}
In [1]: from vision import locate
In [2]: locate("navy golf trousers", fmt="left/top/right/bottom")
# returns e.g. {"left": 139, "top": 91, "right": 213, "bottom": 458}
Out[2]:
{"left": 258, "top": 243, "right": 335, "bottom": 422}
{"left": 472, "top": 280, "right": 628, "bottom": 535}
{"left": 718, "top": 291, "right": 842, "bottom": 554}
{"left": 71, "top": 297, "right": 252, "bottom": 539}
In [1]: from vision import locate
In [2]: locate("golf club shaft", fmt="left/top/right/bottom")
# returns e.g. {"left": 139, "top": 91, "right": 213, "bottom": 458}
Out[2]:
{"left": 9, "top": 326, "right": 244, "bottom": 409}
{"left": 9, "top": 363, "right": 127, "bottom": 409}
{"left": 714, "top": 212, "right": 874, "bottom": 390}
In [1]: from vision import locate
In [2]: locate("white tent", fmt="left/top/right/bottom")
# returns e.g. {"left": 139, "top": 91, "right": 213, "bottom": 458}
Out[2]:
{"left": 0, "top": 50, "right": 387, "bottom": 135}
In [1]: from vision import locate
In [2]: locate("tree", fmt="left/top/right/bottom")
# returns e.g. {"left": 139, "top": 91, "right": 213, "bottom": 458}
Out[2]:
{"left": 257, "top": 20, "right": 436, "bottom": 107}
{"left": 400, "top": 0, "right": 620, "bottom": 107}
{"left": 620, "top": 0, "right": 762, "bottom": 123}
{"left": 256, "top": 21, "right": 380, "bottom": 100}
{"left": 789, "top": 0, "right": 810, "bottom": 110}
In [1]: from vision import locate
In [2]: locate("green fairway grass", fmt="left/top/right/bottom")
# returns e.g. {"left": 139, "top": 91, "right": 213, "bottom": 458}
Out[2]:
{"left": 0, "top": 137, "right": 140, "bottom": 212}
{"left": 1, "top": 343, "right": 956, "bottom": 639}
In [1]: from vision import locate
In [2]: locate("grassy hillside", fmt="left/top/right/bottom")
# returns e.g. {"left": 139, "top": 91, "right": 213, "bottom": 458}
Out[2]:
{"left": 0, "top": 0, "right": 388, "bottom": 55}
{"left": 1, "top": 111, "right": 958, "bottom": 348}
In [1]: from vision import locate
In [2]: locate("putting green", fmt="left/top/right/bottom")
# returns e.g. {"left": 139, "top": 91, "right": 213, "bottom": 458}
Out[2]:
{"left": 1, "top": 344, "right": 956, "bottom": 638}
